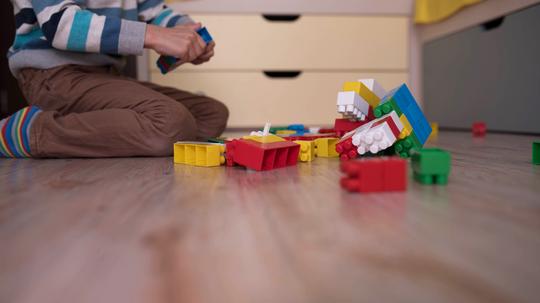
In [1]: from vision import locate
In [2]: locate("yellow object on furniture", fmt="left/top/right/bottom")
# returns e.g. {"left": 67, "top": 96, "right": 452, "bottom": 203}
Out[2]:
{"left": 415, "top": 0, "right": 483, "bottom": 24}
{"left": 174, "top": 142, "right": 225, "bottom": 167}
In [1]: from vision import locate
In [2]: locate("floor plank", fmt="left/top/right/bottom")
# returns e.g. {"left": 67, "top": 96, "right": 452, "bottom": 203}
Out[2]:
{"left": 1, "top": 131, "right": 539, "bottom": 303}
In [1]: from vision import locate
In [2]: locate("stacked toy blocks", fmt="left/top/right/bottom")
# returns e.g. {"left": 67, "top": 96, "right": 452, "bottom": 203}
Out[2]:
{"left": 157, "top": 27, "right": 213, "bottom": 74}
{"left": 533, "top": 142, "right": 540, "bottom": 165}
{"left": 373, "top": 84, "right": 432, "bottom": 158}
{"left": 411, "top": 148, "right": 451, "bottom": 185}
{"left": 472, "top": 122, "right": 487, "bottom": 137}
{"left": 225, "top": 139, "right": 300, "bottom": 171}
{"left": 340, "top": 157, "right": 407, "bottom": 193}
{"left": 174, "top": 142, "right": 225, "bottom": 167}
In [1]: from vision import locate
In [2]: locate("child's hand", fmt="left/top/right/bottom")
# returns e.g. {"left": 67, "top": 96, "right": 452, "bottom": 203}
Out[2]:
{"left": 145, "top": 23, "right": 206, "bottom": 65}
{"left": 192, "top": 41, "right": 216, "bottom": 65}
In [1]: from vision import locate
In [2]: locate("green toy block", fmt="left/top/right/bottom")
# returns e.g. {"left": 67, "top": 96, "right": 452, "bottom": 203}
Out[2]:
{"left": 411, "top": 148, "right": 451, "bottom": 185}
{"left": 394, "top": 133, "right": 422, "bottom": 158}
{"left": 267, "top": 127, "right": 288, "bottom": 134}
{"left": 534, "top": 142, "right": 540, "bottom": 165}
{"left": 373, "top": 99, "right": 402, "bottom": 118}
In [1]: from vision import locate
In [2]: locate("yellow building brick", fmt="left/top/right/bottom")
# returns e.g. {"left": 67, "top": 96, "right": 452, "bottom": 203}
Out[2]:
{"left": 314, "top": 138, "right": 339, "bottom": 158}
{"left": 428, "top": 122, "right": 439, "bottom": 141}
{"left": 294, "top": 140, "right": 316, "bottom": 162}
{"left": 242, "top": 134, "right": 286, "bottom": 143}
{"left": 342, "top": 82, "right": 381, "bottom": 108}
{"left": 174, "top": 142, "right": 225, "bottom": 167}
{"left": 399, "top": 114, "right": 413, "bottom": 139}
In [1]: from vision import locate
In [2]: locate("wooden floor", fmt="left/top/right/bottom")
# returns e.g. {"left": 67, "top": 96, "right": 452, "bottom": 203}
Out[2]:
{"left": 1, "top": 131, "right": 540, "bottom": 303}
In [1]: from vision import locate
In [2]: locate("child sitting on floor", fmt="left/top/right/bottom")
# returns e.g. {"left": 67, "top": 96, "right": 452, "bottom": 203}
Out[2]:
{"left": 0, "top": 0, "right": 228, "bottom": 158}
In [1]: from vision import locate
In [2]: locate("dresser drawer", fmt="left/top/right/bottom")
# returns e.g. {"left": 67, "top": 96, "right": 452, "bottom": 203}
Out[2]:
{"left": 149, "top": 14, "right": 409, "bottom": 71}
{"left": 151, "top": 71, "right": 408, "bottom": 127}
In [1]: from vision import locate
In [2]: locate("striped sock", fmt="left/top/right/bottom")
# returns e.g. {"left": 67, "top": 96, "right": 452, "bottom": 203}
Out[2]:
{"left": 0, "top": 106, "right": 42, "bottom": 158}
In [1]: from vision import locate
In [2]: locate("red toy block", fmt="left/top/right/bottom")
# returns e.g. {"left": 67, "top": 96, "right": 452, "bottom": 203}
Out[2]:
{"left": 336, "top": 137, "right": 358, "bottom": 161}
{"left": 225, "top": 139, "right": 300, "bottom": 171}
{"left": 319, "top": 128, "right": 336, "bottom": 134}
{"left": 340, "top": 157, "right": 407, "bottom": 193}
{"left": 472, "top": 122, "right": 487, "bottom": 137}
{"left": 334, "top": 118, "right": 369, "bottom": 137}
{"left": 283, "top": 133, "right": 337, "bottom": 141}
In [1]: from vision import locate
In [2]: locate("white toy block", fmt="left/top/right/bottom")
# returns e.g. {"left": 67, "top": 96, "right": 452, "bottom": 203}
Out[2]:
{"left": 309, "top": 127, "right": 321, "bottom": 134}
{"left": 351, "top": 111, "right": 404, "bottom": 155}
{"left": 336, "top": 91, "right": 370, "bottom": 120}
{"left": 359, "top": 78, "right": 387, "bottom": 99}
{"left": 355, "top": 122, "right": 397, "bottom": 155}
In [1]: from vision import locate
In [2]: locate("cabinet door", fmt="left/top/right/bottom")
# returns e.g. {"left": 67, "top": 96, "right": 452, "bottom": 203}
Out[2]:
{"left": 423, "top": 4, "right": 540, "bottom": 133}
{"left": 149, "top": 14, "right": 408, "bottom": 71}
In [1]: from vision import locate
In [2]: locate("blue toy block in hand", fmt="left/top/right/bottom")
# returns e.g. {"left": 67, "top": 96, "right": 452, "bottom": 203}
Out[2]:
{"left": 157, "top": 27, "right": 213, "bottom": 75}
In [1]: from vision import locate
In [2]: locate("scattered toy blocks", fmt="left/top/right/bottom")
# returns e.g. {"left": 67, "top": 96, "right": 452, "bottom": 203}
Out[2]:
{"left": 533, "top": 142, "right": 540, "bottom": 165}
{"left": 308, "top": 127, "right": 321, "bottom": 134}
{"left": 276, "top": 130, "right": 297, "bottom": 136}
{"left": 174, "top": 142, "right": 225, "bottom": 167}
{"left": 268, "top": 126, "right": 288, "bottom": 134}
{"left": 472, "top": 122, "right": 487, "bottom": 137}
{"left": 314, "top": 138, "right": 339, "bottom": 158}
{"left": 283, "top": 133, "right": 337, "bottom": 142}
{"left": 225, "top": 139, "right": 300, "bottom": 171}
{"left": 295, "top": 140, "right": 316, "bottom": 162}
{"left": 411, "top": 148, "right": 451, "bottom": 185}
{"left": 287, "top": 124, "right": 307, "bottom": 135}
{"left": 340, "top": 157, "right": 407, "bottom": 193}
{"left": 428, "top": 122, "right": 439, "bottom": 140}
{"left": 157, "top": 27, "right": 213, "bottom": 74}
{"left": 342, "top": 81, "right": 381, "bottom": 109}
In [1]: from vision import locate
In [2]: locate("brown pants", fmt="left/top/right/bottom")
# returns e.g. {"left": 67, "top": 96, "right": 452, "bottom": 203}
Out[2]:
{"left": 17, "top": 65, "right": 229, "bottom": 158}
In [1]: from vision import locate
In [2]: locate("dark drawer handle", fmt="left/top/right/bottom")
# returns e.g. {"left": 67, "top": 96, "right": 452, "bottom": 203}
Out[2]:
{"left": 263, "top": 71, "right": 302, "bottom": 79}
{"left": 262, "top": 14, "right": 301, "bottom": 22}
{"left": 482, "top": 16, "right": 505, "bottom": 31}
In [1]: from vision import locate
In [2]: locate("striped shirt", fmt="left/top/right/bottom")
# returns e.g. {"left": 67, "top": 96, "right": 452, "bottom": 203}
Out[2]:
{"left": 8, "top": 0, "right": 193, "bottom": 77}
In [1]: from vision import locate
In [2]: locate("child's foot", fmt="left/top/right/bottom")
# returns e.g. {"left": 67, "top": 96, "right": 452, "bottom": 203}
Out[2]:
{"left": 0, "top": 106, "right": 42, "bottom": 158}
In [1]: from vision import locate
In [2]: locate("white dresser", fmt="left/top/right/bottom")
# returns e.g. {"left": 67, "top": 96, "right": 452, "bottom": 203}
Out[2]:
{"left": 147, "top": 1, "right": 414, "bottom": 127}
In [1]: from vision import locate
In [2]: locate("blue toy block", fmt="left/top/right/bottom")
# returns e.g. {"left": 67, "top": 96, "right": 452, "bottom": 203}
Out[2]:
{"left": 157, "top": 27, "right": 213, "bottom": 75}
{"left": 287, "top": 124, "right": 306, "bottom": 135}
{"left": 381, "top": 84, "right": 431, "bottom": 144}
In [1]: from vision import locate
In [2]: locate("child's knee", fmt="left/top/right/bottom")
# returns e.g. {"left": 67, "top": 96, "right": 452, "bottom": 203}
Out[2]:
{"left": 205, "top": 99, "right": 229, "bottom": 137}
{"left": 144, "top": 101, "right": 197, "bottom": 155}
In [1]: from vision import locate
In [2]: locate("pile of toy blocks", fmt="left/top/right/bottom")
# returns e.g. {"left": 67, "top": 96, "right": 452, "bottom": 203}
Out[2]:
{"left": 171, "top": 77, "right": 452, "bottom": 192}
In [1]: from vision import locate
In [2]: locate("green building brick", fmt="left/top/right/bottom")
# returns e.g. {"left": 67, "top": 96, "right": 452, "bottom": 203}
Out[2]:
{"left": 373, "top": 99, "right": 402, "bottom": 118}
{"left": 394, "top": 133, "right": 422, "bottom": 158}
{"left": 533, "top": 142, "right": 540, "bottom": 165}
{"left": 411, "top": 148, "right": 451, "bottom": 185}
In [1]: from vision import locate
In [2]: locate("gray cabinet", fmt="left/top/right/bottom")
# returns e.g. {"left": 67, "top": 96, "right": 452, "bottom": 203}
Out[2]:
{"left": 423, "top": 4, "right": 540, "bottom": 134}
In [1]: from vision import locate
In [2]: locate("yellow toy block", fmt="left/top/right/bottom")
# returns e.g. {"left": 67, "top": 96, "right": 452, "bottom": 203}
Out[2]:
{"left": 242, "top": 134, "right": 286, "bottom": 143}
{"left": 174, "top": 142, "right": 225, "bottom": 167}
{"left": 294, "top": 140, "right": 316, "bottom": 162}
{"left": 428, "top": 122, "right": 439, "bottom": 140}
{"left": 275, "top": 130, "right": 297, "bottom": 135}
{"left": 314, "top": 138, "right": 339, "bottom": 158}
{"left": 343, "top": 82, "right": 381, "bottom": 108}
{"left": 399, "top": 114, "right": 413, "bottom": 139}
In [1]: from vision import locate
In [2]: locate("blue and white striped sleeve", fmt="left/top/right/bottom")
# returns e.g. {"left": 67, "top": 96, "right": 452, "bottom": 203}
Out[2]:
{"left": 137, "top": 0, "right": 194, "bottom": 28}
{"left": 32, "top": 0, "right": 146, "bottom": 55}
